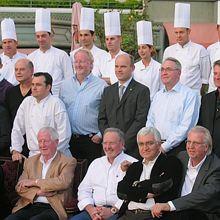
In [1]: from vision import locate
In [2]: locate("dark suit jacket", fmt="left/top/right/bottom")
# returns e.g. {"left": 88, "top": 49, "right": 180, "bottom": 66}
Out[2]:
{"left": 117, "top": 154, "right": 182, "bottom": 205}
{"left": 173, "top": 151, "right": 220, "bottom": 219}
{"left": 98, "top": 79, "right": 150, "bottom": 158}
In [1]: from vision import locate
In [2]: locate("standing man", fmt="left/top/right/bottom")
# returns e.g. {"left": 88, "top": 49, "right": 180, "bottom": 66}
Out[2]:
{"left": 5, "top": 58, "right": 33, "bottom": 124}
{"left": 70, "top": 128, "right": 137, "bottom": 220}
{"left": 60, "top": 49, "right": 107, "bottom": 164}
{"left": 28, "top": 8, "right": 73, "bottom": 96}
{"left": 151, "top": 126, "right": 220, "bottom": 220}
{"left": 100, "top": 11, "right": 126, "bottom": 84}
{"left": 70, "top": 7, "right": 108, "bottom": 77}
{"left": 163, "top": 3, "right": 210, "bottom": 95}
{"left": 99, "top": 54, "right": 150, "bottom": 158}
{"left": 11, "top": 72, "right": 72, "bottom": 161}
{"left": 198, "top": 60, "right": 220, "bottom": 158}
{"left": 146, "top": 57, "right": 200, "bottom": 155}
{"left": 6, "top": 127, "right": 77, "bottom": 220}
{"left": 0, "top": 18, "right": 27, "bottom": 85}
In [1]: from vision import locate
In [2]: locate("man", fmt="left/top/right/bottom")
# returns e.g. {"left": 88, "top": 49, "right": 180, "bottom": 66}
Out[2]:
{"left": 117, "top": 127, "right": 182, "bottom": 220}
{"left": 70, "top": 128, "right": 137, "bottom": 220}
{"left": 146, "top": 57, "right": 200, "bottom": 155}
{"left": 100, "top": 11, "right": 126, "bottom": 84}
{"left": 0, "top": 18, "right": 27, "bottom": 85}
{"left": 11, "top": 72, "right": 72, "bottom": 161}
{"left": 163, "top": 3, "right": 210, "bottom": 95}
{"left": 70, "top": 7, "right": 108, "bottom": 77}
{"left": 5, "top": 127, "right": 77, "bottom": 220}
{"left": 151, "top": 126, "right": 220, "bottom": 220}
{"left": 60, "top": 49, "right": 107, "bottom": 164}
{"left": 28, "top": 8, "right": 73, "bottom": 96}
{"left": 198, "top": 60, "right": 220, "bottom": 158}
{"left": 99, "top": 54, "right": 150, "bottom": 159}
{"left": 5, "top": 58, "right": 33, "bottom": 124}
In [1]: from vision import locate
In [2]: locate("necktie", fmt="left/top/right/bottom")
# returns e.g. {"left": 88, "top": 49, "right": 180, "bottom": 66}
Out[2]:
{"left": 119, "top": 85, "right": 125, "bottom": 101}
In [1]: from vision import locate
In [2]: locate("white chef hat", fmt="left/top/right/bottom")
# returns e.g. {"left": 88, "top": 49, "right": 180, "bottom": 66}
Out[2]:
{"left": 1, "top": 18, "right": 17, "bottom": 41}
{"left": 104, "top": 11, "right": 121, "bottom": 36}
{"left": 174, "top": 3, "right": 190, "bottom": 28}
{"left": 136, "top": 20, "right": 153, "bottom": 46}
{"left": 80, "top": 7, "right": 95, "bottom": 31}
{"left": 35, "top": 8, "right": 51, "bottom": 33}
{"left": 218, "top": 1, "right": 220, "bottom": 25}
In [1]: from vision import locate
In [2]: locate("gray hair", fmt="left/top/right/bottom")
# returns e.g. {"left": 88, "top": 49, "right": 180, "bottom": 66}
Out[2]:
{"left": 38, "top": 127, "right": 59, "bottom": 141}
{"left": 103, "top": 127, "right": 125, "bottom": 143}
{"left": 74, "top": 48, "right": 94, "bottom": 64}
{"left": 163, "top": 57, "right": 182, "bottom": 71}
{"left": 137, "top": 127, "right": 161, "bottom": 142}
{"left": 188, "top": 126, "right": 212, "bottom": 155}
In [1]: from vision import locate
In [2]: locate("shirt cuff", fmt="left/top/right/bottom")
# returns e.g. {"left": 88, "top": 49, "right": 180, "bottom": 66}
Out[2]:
{"left": 168, "top": 201, "right": 176, "bottom": 211}
{"left": 114, "top": 199, "right": 123, "bottom": 210}
{"left": 96, "top": 132, "right": 102, "bottom": 138}
{"left": 78, "top": 198, "right": 94, "bottom": 211}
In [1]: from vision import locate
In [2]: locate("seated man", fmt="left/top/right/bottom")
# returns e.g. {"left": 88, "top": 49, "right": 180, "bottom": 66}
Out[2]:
{"left": 5, "top": 127, "right": 77, "bottom": 220}
{"left": 151, "top": 126, "right": 220, "bottom": 220}
{"left": 117, "top": 127, "right": 182, "bottom": 220}
{"left": 70, "top": 128, "right": 137, "bottom": 220}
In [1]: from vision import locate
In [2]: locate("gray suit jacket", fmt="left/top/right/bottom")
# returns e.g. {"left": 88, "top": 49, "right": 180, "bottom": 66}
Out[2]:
{"left": 173, "top": 151, "right": 220, "bottom": 218}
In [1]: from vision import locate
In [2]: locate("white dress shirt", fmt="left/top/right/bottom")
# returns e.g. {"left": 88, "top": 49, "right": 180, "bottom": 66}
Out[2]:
{"left": 77, "top": 152, "right": 137, "bottom": 211}
{"left": 11, "top": 94, "right": 72, "bottom": 157}
{"left": 100, "top": 50, "right": 126, "bottom": 84}
{"left": 163, "top": 41, "right": 211, "bottom": 91}
{"left": 70, "top": 45, "right": 108, "bottom": 77}
{"left": 134, "top": 58, "right": 162, "bottom": 100}
{"left": 146, "top": 82, "right": 200, "bottom": 152}
{"left": 28, "top": 46, "right": 73, "bottom": 96}
{"left": 207, "top": 41, "right": 220, "bottom": 92}
{"left": 128, "top": 153, "right": 161, "bottom": 210}
{"left": 0, "top": 52, "right": 27, "bottom": 85}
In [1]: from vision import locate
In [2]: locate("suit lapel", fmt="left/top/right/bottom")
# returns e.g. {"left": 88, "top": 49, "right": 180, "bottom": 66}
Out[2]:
{"left": 207, "top": 92, "right": 216, "bottom": 134}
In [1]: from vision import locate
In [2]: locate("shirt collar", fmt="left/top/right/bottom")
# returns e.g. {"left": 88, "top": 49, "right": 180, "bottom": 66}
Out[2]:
{"left": 73, "top": 72, "right": 92, "bottom": 83}
{"left": 2, "top": 52, "right": 18, "bottom": 60}
{"left": 162, "top": 82, "right": 182, "bottom": 93}
{"left": 105, "top": 151, "right": 125, "bottom": 165}
{"left": 107, "top": 50, "right": 124, "bottom": 61}
{"left": 118, "top": 77, "right": 132, "bottom": 89}
{"left": 142, "top": 151, "right": 161, "bottom": 165}
{"left": 33, "top": 93, "right": 51, "bottom": 104}
{"left": 139, "top": 58, "right": 153, "bottom": 70}
{"left": 188, "top": 155, "right": 207, "bottom": 171}
{"left": 177, "top": 40, "right": 191, "bottom": 49}
{"left": 40, "top": 151, "right": 57, "bottom": 165}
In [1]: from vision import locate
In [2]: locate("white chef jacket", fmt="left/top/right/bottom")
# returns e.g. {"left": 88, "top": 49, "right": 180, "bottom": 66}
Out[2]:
{"left": 11, "top": 94, "right": 72, "bottom": 157}
{"left": 0, "top": 52, "right": 27, "bottom": 85}
{"left": 100, "top": 50, "right": 126, "bottom": 84}
{"left": 163, "top": 41, "right": 211, "bottom": 91}
{"left": 77, "top": 151, "right": 137, "bottom": 211}
{"left": 28, "top": 46, "right": 73, "bottom": 96}
{"left": 207, "top": 41, "right": 220, "bottom": 92}
{"left": 134, "top": 58, "right": 162, "bottom": 100}
{"left": 146, "top": 82, "right": 200, "bottom": 152}
{"left": 70, "top": 45, "right": 108, "bottom": 77}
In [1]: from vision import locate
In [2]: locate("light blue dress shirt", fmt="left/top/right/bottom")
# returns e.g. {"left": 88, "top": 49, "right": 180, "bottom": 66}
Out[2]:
{"left": 146, "top": 82, "right": 201, "bottom": 152}
{"left": 60, "top": 73, "right": 107, "bottom": 135}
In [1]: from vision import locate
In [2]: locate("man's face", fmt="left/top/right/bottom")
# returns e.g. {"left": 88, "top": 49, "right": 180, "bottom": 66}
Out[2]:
{"left": 138, "top": 134, "right": 160, "bottom": 161}
{"left": 35, "top": 31, "right": 51, "bottom": 51}
{"left": 74, "top": 51, "right": 93, "bottom": 77}
{"left": 2, "top": 39, "right": 17, "bottom": 57}
{"left": 186, "top": 131, "right": 208, "bottom": 166}
{"left": 138, "top": 44, "right": 152, "bottom": 60}
{"left": 174, "top": 27, "right": 190, "bottom": 46}
{"left": 213, "top": 64, "right": 220, "bottom": 89}
{"left": 103, "top": 131, "right": 124, "bottom": 161}
{"left": 15, "top": 59, "right": 33, "bottom": 83}
{"left": 31, "top": 76, "right": 50, "bottom": 101}
{"left": 115, "top": 55, "right": 134, "bottom": 84}
{"left": 79, "top": 30, "right": 94, "bottom": 48}
{"left": 38, "top": 130, "right": 58, "bottom": 160}
{"left": 105, "top": 35, "right": 121, "bottom": 53}
{"left": 160, "top": 60, "right": 180, "bottom": 90}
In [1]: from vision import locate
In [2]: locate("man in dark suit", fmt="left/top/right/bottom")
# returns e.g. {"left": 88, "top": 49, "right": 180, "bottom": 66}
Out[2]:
{"left": 117, "top": 127, "right": 182, "bottom": 220}
{"left": 151, "top": 126, "right": 220, "bottom": 220}
{"left": 98, "top": 54, "right": 150, "bottom": 159}
{"left": 198, "top": 60, "right": 220, "bottom": 158}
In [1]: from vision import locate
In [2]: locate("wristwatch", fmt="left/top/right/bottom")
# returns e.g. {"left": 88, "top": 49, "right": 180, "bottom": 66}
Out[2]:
{"left": 110, "top": 207, "right": 118, "bottom": 214}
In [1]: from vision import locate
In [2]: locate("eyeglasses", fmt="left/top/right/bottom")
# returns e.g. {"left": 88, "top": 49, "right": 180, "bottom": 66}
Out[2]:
{"left": 185, "top": 140, "right": 206, "bottom": 147}
{"left": 159, "top": 67, "right": 179, "bottom": 73}
{"left": 138, "top": 141, "right": 159, "bottom": 148}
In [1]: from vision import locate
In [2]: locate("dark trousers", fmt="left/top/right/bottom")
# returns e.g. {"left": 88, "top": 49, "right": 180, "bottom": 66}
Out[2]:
{"left": 117, "top": 210, "right": 154, "bottom": 220}
{"left": 70, "top": 134, "right": 103, "bottom": 165}
{"left": 169, "top": 210, "right": 209, "bottom": 220}
{"left": 5, "top": 203, "right": 59, "bottom": 220}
